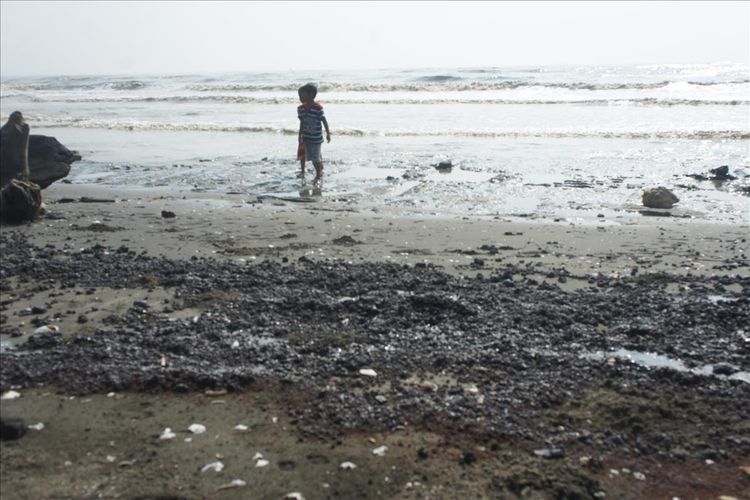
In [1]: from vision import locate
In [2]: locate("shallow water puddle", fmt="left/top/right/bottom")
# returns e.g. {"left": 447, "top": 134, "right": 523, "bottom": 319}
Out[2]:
{"left": 584, "top": 348, "right": 750, "bottom": 383}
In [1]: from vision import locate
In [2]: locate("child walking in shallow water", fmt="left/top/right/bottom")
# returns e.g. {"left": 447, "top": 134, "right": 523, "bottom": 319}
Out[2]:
{"left": 297, "top": 83, "right": 330, "bottom": 184}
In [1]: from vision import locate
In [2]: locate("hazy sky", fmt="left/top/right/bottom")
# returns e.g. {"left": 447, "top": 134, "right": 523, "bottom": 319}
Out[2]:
{"left": 1, "top": 1, "right": 748, "bottom": 77}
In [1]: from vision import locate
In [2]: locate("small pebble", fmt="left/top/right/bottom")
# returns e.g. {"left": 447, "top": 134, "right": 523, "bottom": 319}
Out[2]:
{"left": 340, "top": 461, "right": 357, "bottom": 470}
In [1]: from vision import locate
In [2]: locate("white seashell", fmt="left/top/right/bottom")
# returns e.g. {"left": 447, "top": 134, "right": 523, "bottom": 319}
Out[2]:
{"left": 234, "top": 424, "right": 249, "bottom": 431}
{"left": 372, "top": 445, "right": 388, "bottom": 456}
{"left": 285, "top": 493, "right": 305, "bottom": 500}
{"left": 217, "top": 479, "right": 247, "bottom": 490}
{"left": 340, "top": 461, "right": 357, "bottom": 470}
{"left": 188, "top": 423, "right": 206, "bottom": 434}
{"left": 255, "top": 459, "right": 270, "bottom": 468}
{"left": 201, "top": 461, "right": 224, "bottom": 473}
{"left": 252, "top": 452, "right": 263, "bottom": 460}
{"left": 34, "top": 325, "right": 59, "bottom": 334}
{"left": 359, "top": 368, "right": 377, "bottom": 377}
{"left": 159, "top": 427, "right": 176, "bottom": 440}
{"left": 1, "top": 390, "right": 21, "bottom": 400}
{"left": 28, "top": 422, "right": 45, "bottom": 431}
{"left": 231, "top": 340, "right": 240, "bottom": 349}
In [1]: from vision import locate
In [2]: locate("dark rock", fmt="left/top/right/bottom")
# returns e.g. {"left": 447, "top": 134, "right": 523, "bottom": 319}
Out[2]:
{"left": 459, "top": 450, "right": 476, "bottom": 465}
{"left": 77, "top": 315, "right": 89, "bottom": 324}
{"left": 28, "top": 135, "right": 80, "bottom": 188}
{"left": 417, "top": 447, "right": 429, "bottom": 460}
{"left": 533, "top": 447, "right": 564, "bottom": 459}
{"left": 161, "top": 210, "right": 176, "bottom": 219}
{"left": 0, "top": 418, "right": 27, "bottom": 441}
{"left": 712, "top": 362, "right": 740, "bottom": 376}
{"left": 0, "top": 179, "right": 42, "bottom": 223}
{"left": 31, "top": 306, "right": 47, "bottom": 315}
{"left": 435, "top": 160, "right": 453, "bottom": 171}
{"left": 708, "top": 165, "right": 737, "bottom": 180}
{"left": 642, "top": 187, "right": 679, "bottom": 209}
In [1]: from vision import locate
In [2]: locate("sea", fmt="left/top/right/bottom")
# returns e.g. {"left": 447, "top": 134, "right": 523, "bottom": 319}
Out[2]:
{"left": 1, "top": 63, "right": 748, "bottom": 223}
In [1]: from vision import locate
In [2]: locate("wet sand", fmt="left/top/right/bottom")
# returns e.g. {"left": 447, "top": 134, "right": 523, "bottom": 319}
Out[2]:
{"left": 1, "top": 184, "right": 749, "bottom": 499}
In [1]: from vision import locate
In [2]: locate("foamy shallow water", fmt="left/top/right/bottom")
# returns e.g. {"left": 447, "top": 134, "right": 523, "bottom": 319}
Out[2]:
{"left": 2, "top": 64, "right": 748, "bottom": 222}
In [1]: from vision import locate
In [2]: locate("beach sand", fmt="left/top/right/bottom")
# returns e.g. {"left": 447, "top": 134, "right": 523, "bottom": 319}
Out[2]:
{"left": 1, "top": 184, "right": 749, "bottom": 499}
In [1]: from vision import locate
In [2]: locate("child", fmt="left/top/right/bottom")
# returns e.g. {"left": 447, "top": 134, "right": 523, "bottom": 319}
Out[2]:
{"left": 297, "top": 83, "right": 330, "bottom": 184}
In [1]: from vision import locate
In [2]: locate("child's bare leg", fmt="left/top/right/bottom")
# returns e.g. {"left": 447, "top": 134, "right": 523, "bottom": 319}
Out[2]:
{"left": 297, "top": 158, "right": 306, "bottom": 178}
{"left": 313, "top": 161, "right": 323, "bottom": 181}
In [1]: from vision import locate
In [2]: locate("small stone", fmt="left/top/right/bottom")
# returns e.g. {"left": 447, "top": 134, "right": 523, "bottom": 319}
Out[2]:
{"left": 642, "top": 186, "right": 679, "bottom": 209}
{"left": 234, "top": 424, "right": 249, "bottom": 431}
{"left": 359, "top": 368, "right": 377, "bottom": 377}
{"left": 0, "top": 418, "right": 27, "bottom": 441}
{"left": 633, "top": 471, "right": 645, "bottom": 480}
{"left": 27, "top": 422, "right": 44, "bottom": 431}
{"left": 284, "top": 493, "right": 305, "bottom": 500}
{"left": 712, "top": 363, "right": 739, "bottom": 376}
{"left": 534, "top": 447, "right": 564, "bottom": 459}
{"left": 459, "top": 451, "right": 476, "bottom": 465}
{"left": 161, "top": 210, "right": 176, "bottom": 218}
{"left": 255, "top": 459, "right": 270, "bottom": 468}
{"left": 417, "top": 447, "right": 429, "bottom": 460}
{"left": 340, "top": 461, "right": 357, "bottom": 470}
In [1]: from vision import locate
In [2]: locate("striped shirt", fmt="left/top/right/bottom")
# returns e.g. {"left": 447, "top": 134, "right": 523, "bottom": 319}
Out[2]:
{"left": 297, "top": 103, "right": 325, "bottom": 144}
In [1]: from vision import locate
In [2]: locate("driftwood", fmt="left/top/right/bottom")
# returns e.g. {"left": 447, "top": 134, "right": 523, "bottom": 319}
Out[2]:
{"left": 0, "top": 111, "right": 42, "bottom": 223}
{"left": 0, "top": 111, "right": 30, "bottom": 187}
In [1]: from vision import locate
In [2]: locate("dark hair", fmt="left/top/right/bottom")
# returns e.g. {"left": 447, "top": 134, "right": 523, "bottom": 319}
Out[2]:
{"left": 298, "top": 83, "right": 317, "bottom": 99}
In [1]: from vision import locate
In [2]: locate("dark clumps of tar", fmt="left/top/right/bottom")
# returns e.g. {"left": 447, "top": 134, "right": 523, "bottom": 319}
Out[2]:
{"left": 1, "top": 231, "right": 749, "bottom": 461}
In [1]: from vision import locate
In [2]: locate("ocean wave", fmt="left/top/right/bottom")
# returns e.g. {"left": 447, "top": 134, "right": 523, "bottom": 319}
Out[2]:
{"left": 15, "top": 116, "right": 749, "bottom": 140}
{"left": 186, "top": 80, "right": 749, "bottom": 93}
{"left": 415, "top": 75, "right": 464, "bottom": 82}
{"left": 13, "top": 94, "right": 749, "bottom": 107}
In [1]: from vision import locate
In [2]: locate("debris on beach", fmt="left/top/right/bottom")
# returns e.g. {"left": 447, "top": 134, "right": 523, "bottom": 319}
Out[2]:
{"left": 161, "top": 210, "right": 176, "bottom": 218}
{"left": 201, "top": 461, "right": 224, "bottom": 473}
{"left": 233, "top": 424, "right": 249, "bottom": 431}
{"left": 340, "top": 461, "right": 357, "bottom": 470}
{"left": 27, "top": 422, "right": 45, "bottom": 431}
{"left": 255, "top": 459, "right": 270, "bottom": 468}
{"left": 359, "top": 368, "right": 377, "bottom": 377}
{"left": 284, "top": 493, "right": 305, "bottom": 500}
{"left": 216, "top": 479, "right": 247, "bottom": 490}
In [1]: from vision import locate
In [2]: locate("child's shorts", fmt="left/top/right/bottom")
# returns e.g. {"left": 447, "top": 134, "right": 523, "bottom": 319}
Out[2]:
{"left": 304, "top": 142, "right": 322, "bottom": 163}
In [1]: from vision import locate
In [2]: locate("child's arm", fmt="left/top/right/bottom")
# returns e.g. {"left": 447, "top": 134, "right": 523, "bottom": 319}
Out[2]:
{"left": 322, "top": 116, "right": 331, "bottom": 143}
